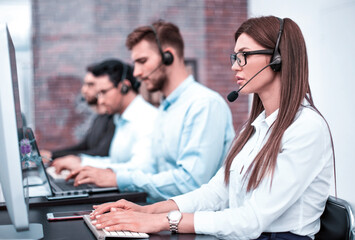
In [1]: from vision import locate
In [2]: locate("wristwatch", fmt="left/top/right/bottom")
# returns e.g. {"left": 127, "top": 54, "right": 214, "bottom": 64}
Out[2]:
{"left": 167, "top": 210, "right": 182, "bottom": 233}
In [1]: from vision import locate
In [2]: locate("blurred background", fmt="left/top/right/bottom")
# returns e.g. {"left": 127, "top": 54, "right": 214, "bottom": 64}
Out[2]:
{"left": 1, "top": 0, "right": 354, "bottom": 206}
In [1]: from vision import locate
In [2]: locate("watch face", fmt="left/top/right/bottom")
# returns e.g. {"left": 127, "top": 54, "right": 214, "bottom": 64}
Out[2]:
{"left": 168, "top": 210, "right": 182, "bottom": 221}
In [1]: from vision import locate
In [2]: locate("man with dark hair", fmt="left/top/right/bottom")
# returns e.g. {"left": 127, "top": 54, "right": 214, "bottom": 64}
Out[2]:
{"left": 52, "top": 59, "right": 158, "bottom": 186}
{"left": 41, "top": 64, "right": 115, "bottom": 162}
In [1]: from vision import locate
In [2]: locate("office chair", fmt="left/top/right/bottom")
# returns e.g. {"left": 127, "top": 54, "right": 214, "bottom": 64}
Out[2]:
{"left": 315, "top": 196, "right": 355, "bottom": 240}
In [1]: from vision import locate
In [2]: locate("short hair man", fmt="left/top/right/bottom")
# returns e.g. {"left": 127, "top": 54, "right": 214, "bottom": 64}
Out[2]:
{"left": 40, "top": 64, "right": 116, "bottom": 162}
{"left": 52, "top": 59, "right": 158, "bottom": 186}
{"left": 69, "top": 21, "right": 235, "bottom": 202}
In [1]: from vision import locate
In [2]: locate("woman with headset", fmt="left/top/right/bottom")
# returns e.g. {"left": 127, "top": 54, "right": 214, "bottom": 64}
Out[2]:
{"left": 89, "top": 16, "right": 334, "bottom": 240}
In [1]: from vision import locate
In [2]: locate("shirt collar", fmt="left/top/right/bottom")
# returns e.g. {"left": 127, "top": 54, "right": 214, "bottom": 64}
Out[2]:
{"left": 301, "top": 97, "right": 311, "bottom": 108}
{"left": 252, "top": 108, "right": 279, "bottom": 128}
{"left": 160, "top": 75, "right": 195, "bottom": 110}
{"left": 251, "top": 97, "right": 311, "bottom": 128}
{"left": 113, "top": 95, "right": 142, "bottom": 125}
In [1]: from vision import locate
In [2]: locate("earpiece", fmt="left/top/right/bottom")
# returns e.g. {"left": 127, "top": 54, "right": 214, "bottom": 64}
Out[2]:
{"left": 150, "top": 24, "right": 174, "bottom": 66}
{"left": 270, "top": 18, "right": 284, "bottom": 72}
{"left": 120, "top": 63, "right": 130, "bottom": 94}
{"left": 162, "top": 51, "right": 174, "bottom": 66}
{"left": 120, "top": 63, "right": 140, "bottom": 93}
{"left": 120, "top": 84, "right": 130, "bottom": 94}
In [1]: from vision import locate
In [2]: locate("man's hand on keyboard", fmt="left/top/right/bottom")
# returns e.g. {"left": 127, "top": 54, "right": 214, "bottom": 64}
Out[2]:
{"left": 46, "top": 166, "right": 70, "bottom": 180}
{"left": 51, "top": 155, "right": 81, "bottom": 173}
{"left": 66, "top": 166, "right": 117, "bottom": 187}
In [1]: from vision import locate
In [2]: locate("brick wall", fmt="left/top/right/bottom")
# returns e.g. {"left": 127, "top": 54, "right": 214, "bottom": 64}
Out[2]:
{"left": 205, "top": 0, "right": 249, "bottom": 132}
{"left": 32, "top": 0, "right": 248, "bottom": 150}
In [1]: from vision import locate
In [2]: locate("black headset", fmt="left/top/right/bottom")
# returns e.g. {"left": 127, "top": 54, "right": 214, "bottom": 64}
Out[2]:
{"left": 270, "top": 18, "right": 284, "bottom": 72}
{"left": 150, "top": 24, "right": 174, "bottom": 66}
{"left": 120, "top": 63, "right": 141, "bottom": 94}
{"left": 120, "top": 63, "right": 129, "bottom": 94}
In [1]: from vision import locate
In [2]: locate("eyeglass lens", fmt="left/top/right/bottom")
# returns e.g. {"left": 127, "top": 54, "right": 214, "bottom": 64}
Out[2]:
{"left": 230, "top": 53, "right": 245, "bottom": 67}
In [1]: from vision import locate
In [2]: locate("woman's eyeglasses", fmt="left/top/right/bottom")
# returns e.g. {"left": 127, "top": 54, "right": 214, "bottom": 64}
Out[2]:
{"left": 230, "top": 49, "right": 274, "bottom": 67}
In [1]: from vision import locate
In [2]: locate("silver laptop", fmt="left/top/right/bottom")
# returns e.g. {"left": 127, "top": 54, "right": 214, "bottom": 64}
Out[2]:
{"left": 24, "top": 127, "right": 118, "bottom": 199}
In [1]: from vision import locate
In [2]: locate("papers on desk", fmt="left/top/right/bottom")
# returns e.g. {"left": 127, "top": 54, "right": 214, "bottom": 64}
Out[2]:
{"left": 28, "top": 184, "right": 51, "bottom": 197}
{"left": 0, "top": 175, "right": 51, "bottom": 200}
{"left": 24, "top": 175, "right": 44, "bottom": 186}
{"left": 22, "top": 174, "right": 51, "bottom": 197}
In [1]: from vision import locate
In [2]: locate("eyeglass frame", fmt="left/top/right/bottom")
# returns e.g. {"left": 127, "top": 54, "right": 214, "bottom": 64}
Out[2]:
{"left": 96, "top": 86, "right": 116, "bottom": 99}
{"left": 230, "top": 49, "right": 274, "bottom": 67}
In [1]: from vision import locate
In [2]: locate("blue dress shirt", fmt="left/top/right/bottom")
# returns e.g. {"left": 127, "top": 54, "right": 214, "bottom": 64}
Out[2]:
{"left": 115, "top": 75, "right": 235, "bottom": 202}
{"left": 80, "top": 95, "right": 158, "bottom": 173}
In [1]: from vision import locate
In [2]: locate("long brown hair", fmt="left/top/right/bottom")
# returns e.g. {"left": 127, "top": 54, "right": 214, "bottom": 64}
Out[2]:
{"left": 224, "top": 16, "right": 322, "bottom": 191}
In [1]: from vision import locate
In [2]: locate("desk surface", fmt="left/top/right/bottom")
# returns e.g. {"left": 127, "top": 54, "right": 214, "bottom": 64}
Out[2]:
{"left": 0, "top": 202, "right": 219, "bottom": 240}
{"left": 0, "top": 191, "right": 147, "bottom": 209}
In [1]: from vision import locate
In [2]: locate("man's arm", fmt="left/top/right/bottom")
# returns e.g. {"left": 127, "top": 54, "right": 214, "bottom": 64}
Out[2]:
{"left": 115, "top": 98, "right": 235, "bottom": 202}
{"left": 52, "top": 114, "right": 115, "bottom": 159}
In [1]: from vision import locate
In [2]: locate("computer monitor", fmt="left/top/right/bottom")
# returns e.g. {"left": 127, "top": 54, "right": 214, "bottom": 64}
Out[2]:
{"left": 0, "top": 23, "right": 43, "bottom": 239}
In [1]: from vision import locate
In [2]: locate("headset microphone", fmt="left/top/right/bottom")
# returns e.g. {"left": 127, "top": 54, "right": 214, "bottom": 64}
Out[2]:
{"left": 227, "top": 60, "right": 279, "bottom": 102}
{"left": 227, "top": 91, "right": 239, "bottom": 103}
{"left": 141, "top": 62, "right": 163, "bottom": 80}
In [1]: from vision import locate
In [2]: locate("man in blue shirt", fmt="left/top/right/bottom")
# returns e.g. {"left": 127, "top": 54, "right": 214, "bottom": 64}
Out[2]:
{"left": 69, "top": 21, "right": 235, "bottom": 202}
{"left": 52, "top": 59, "right": 158, "bottom": 186}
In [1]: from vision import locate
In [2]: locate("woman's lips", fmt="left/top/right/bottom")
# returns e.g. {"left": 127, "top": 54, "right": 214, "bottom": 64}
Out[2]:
{"left": 235, "top": 76, "right": 244, "bottom": 85}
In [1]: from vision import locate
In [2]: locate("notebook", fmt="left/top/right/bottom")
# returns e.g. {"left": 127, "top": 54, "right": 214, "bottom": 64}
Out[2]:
{"left": 24, "top": 127, "right": 118, "bottom": 198}
{"left": 83, "top": 215, "right": 149, "bottom": 239}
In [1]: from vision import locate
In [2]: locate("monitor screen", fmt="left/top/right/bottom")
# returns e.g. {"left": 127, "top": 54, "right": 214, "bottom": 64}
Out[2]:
{"left": 0, "top": 23, "right": 43, "bottom": 239}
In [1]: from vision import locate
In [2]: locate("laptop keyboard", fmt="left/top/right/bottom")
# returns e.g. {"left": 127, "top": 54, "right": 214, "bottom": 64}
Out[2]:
{"left": 46, "top": 166, "right": 96, "bottom": 192}
{"left": 54, "top": 179, "right": 94, "bottom": 191}
{"left": 83, "top": 215, "right": 149, "bottom": 239}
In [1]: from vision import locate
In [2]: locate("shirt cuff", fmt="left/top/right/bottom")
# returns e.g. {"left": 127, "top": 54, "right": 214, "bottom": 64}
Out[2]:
{"left": 80, "top": 154, "right": 109, "bottom": 169}
{"left": 171, "top": 194, "right": 196, "bottom": 213}
{"left": 194, "top": 211, "right": 216, "bottom": 235}
{"left": 116, "top": 169, "right": 133, "bottom": 191}
{"left": 80, "top": 154, "right": 93, "bottom": 166}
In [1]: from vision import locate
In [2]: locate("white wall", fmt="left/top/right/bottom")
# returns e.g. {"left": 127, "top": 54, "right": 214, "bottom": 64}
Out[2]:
{"left": 249, "top": 0, "right": 355, "bottom": 206}
{"left": 0, "top": 0, "right": 33, "bottom": 129}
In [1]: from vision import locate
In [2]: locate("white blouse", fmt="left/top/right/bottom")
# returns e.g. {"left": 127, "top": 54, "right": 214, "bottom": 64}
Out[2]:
{"left": 172, "top": 102, "right": 333, "bottom": 240}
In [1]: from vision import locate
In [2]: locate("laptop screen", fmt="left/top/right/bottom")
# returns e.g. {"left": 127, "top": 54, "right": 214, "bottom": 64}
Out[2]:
{"left": 22, "top": 127, "right": 52, "bottom": 197}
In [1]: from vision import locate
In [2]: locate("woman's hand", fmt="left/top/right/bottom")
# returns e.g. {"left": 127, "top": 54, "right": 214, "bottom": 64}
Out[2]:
{"left": 91, "top": 199, "right": 180, "bottom": 220}
{"left": 91, "top": 199, "right": 195, "bottom": 234}
{"left": 90, "top": 199, "right": 146, "bottom": 219}
{"left": 91, "top": 208, "right": 168, "bottom": 233}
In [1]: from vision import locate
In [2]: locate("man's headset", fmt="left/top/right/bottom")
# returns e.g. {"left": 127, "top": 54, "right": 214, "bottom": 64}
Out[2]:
{"left": 150, "top": 24, "right": 174, "bottom": 66}
{"left": 120, "top": 63, "right": 141, "bottom": 94}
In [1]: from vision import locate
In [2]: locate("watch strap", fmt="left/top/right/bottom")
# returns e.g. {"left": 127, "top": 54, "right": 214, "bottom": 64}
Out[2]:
{"left": 169, "top": 223, "right": 179, "bottom": 233}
